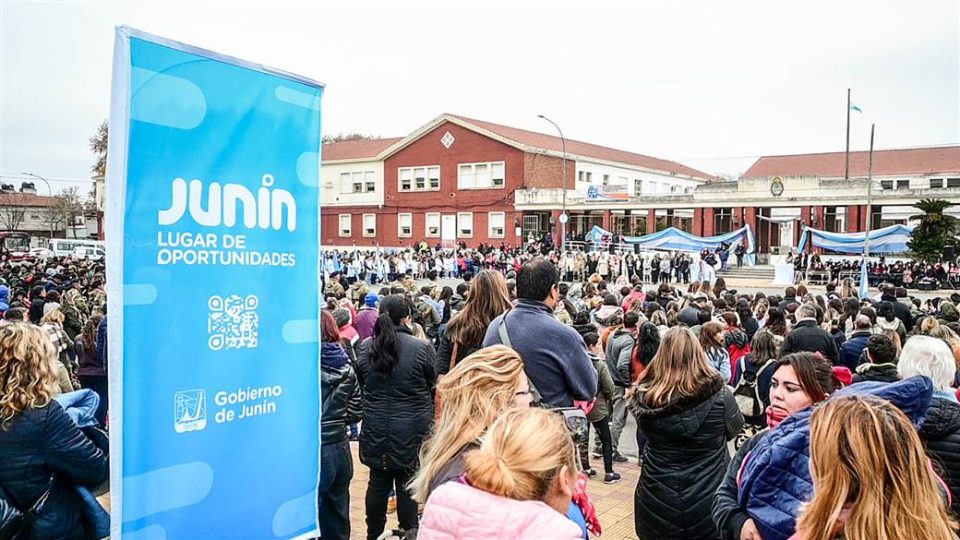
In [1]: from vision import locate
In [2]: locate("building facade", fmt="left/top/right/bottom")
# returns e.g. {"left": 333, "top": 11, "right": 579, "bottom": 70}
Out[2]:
{"left": 321, "top": 114, "right": 713, "bottom": 248}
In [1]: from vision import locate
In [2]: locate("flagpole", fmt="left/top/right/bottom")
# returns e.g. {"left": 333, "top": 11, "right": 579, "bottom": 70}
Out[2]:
{"left": 864, "top": 124, "right": 875, "bottom": 259}
{"left": 845, "top": 88, "right": 851, "bottom": 180}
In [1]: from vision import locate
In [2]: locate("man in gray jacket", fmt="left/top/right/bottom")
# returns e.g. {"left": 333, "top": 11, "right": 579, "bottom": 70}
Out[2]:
{"left": 599, "top": 310, "right": 638, "bottom": 462}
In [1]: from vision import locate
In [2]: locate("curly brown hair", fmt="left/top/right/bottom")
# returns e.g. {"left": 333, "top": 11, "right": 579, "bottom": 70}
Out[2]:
{"left": 0, "top": 324, "right": 58, "bottom": 427}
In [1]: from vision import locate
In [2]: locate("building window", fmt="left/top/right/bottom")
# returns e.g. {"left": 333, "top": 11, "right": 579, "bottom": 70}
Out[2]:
{"left": 634, "top": 179, "right": 642, "bottom": 195}
{"left": 670, "top": 185, "right": 680, "bottom": 193}
{"left": 398, "top": 166, "right": 439, "bottom": 192}
{"left": 338, "top": 214, "right": 351, "bottom": 237}
{"left": 880, "top": 180, "right": 893, "bottom": 190}
{"left": 895, "top": 179, "right": 909, "bottom": 190}
{"left": 425, "top": 213, "right": 440, "bottom": 237}
{"left": 340, "top": 171, "right": 376, "bottom": 193}
{"left": 458, "top": 162, "right": 505, "bottom": 189}
{"left": 949, "top": 178, "right": 960, "bottom": 188}
{"left": 577, "top": 171, "right": 592, "bottom": 183}
{"left": 930, "top": 178, "right": 944, "bottom": 189}
{"left": 398, "top": 213, "right": 412, "bottom": 238}
{"left": 362, "top": 214, "right": 376, "bottom": 237}
{"left": 603, "top": 174, "right": 610, "bottom": 185}
{"left": 457, "top": 212, "right": 473, "bottom": 238}
{"left": 488, "top": 212, "right": 505, "bottom": 238}
{"left": 714, "top": 208, "right": 734, "bottom": 234}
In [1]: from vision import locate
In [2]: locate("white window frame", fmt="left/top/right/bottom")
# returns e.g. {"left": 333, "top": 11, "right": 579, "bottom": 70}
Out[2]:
{"left": 338, "top": 214, "right": 351, "bottom": 237}
{"left": 457, "top": 212, "right": 473, "bottom": 238}
{"left": 362, "top": 213, "right": 376, "bottom": 237}
{"left": 398, "top": 166, "right": 440, "bottom": 192}
{"left": 339, "top": 173, "right": 352, "bottom": 194}
{"left": 364, "top": 171, "right": 375, "bottom": 193}
{"left": 488, "top": 212, "right": 505, "bottom": 239}
{"left": 458, "top": 161, "right": 505, "bottom": 190}
{"left": 340, "top": 171, "right": 376, "bottom": 193}
{"left": 398, "top": 213, "right": 412, "bottom": 238}
{"left": 425, "top": 212, "right": 440, "bottom": 238}
{"left": 949, "top": 178, "right": 960, "bottom": 188}
{"left": 930, "top": 178, "right": 944, "bottom": 189}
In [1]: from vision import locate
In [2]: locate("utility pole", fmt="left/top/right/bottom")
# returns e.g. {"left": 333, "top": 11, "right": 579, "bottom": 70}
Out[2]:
{"left": 538, "top": 115, "right": 567, "bottom": 252}
{"left": 845, "top": 88, "right": 851, "bottom": 180}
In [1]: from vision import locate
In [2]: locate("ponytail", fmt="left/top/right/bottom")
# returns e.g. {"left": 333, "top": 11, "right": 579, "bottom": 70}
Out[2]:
{"left": 464, "top": 408, "right": 576, "bottom": 502}
{"left": 370, "top": 295, "right": 409, "bottom": 376}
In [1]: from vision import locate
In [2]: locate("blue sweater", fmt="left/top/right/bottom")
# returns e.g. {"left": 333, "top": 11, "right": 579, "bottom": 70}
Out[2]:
{"left": 483, "top": 299, "right": 597, "bottom": 408}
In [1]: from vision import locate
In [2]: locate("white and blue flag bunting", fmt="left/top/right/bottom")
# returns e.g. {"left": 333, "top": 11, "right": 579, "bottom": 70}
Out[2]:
{"left": 797, "top": 224, "right": 913, "bottom": 255}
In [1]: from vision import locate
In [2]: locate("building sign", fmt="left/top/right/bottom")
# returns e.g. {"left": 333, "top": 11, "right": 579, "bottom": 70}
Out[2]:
{"left": 106, "top": 27, "right": 323, "bottom": 539}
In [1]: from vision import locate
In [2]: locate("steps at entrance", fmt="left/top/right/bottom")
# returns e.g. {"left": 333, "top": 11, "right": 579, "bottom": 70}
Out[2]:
{"left": 717, "top": 265, "right": 775, "bottom": 280}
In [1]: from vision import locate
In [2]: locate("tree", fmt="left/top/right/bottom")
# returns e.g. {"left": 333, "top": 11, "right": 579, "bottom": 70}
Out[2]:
{"left": 907, "top": 198, "right": 959, "bottom": 262}
{"left": 44, "top": 187, "right": 87, "bottom": 239}
{"left": 90, "top": 120, "right": 108, "bottom": 176}
{"left": 321, "top": 132, "right": 378, "bottom": 144}
{"left": 0, "top": 191, "right": 27, "bottom": 232}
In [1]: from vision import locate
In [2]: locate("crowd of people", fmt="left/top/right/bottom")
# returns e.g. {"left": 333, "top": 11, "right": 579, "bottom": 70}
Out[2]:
{"left": 320, "top": 248, "right": 960, "bottom": 540}
{"left": 0, "top": 256, "right": 110, "bottom": 540}
{"left": 5, "top": 243, "right": 960, "bottom": 539}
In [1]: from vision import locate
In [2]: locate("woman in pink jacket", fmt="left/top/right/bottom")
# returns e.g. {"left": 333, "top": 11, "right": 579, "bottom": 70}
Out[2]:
{"left": 418, "top": 408, "right": 583, "bottom": 540}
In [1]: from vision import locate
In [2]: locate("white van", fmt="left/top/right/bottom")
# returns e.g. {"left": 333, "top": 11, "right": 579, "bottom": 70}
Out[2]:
{"left": 49, "top": 239, "right": 104, "bottom": 258}
{"left": 73, "top": 246, "right": 105, "bottom": 261}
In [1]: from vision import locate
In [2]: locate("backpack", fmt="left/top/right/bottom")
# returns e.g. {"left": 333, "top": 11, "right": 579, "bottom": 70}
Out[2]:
{"left": 704, "top": 253, "right": 717, "bottom": 266}
{"left": 732, "top": 356, "right": 776, "bottom": 420}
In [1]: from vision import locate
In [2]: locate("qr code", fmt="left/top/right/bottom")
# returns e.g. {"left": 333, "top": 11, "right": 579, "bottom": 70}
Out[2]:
{"left": 207, "top": 294, "right": 259, "bottom": 351}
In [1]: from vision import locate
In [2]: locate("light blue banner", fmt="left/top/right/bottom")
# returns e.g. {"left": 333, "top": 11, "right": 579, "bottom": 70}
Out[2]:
{"left": 797, "top": 224, "right": 914, "bottom": 254}
{"left": 106, "top": 27, "right": 323, "bottom": 539}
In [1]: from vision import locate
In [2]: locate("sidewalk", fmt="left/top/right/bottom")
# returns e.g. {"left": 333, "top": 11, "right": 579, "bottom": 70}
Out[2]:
{"left": 346, "top": 442, "right": 640, "bottom": 539}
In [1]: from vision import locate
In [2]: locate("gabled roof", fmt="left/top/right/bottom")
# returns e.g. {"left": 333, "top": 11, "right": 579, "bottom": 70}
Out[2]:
{"left": 322, "top": 137, "right": 403, "bottom": 162}
{"left": 743, "top": 145, "right": 960, "bottom": 178}
{"left": 377, "top": 113, "right": 715, "bottom": 181}
{"left": 0, "top": 192, "right": 56, "bottom": 207}
{"left": 447, "top": 114, "right": 715, "bottom": 181}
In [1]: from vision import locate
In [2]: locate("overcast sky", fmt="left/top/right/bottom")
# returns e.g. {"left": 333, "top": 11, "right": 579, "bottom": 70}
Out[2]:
{"left": 1, "top": 0, "right": 957, "bottom": 193}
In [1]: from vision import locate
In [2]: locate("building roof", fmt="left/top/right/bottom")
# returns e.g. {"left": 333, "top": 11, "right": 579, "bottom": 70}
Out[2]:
{"left": 322, "top": 137, "right": 403, "bottom": 161}
{"left": 0, "top": 192, "right": 56, "bottom": 207}
{"left": 743, "top": 145, "right": 960, "bottom": 178}
{"left": 446, "top": 114, "right": 715, "bottom": 181}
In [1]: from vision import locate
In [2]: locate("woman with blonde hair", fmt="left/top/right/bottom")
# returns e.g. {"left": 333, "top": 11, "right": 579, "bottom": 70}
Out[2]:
{"left": 792, "top": 395, "right": 958, "bottom": 540}
{"left": 418, "top": 408, "right": 582, "bottom": 540}
{"left": 0, "top": 324, "right": 109, "bottom": 539}
{"left": 436, "top": 270, "right": 512, "bottom": 374}
{"left": 629, "top": 327, "right": 743, "bottom": 539}
{"left": 409, "top": 345, "right": 533, "bottom": 504}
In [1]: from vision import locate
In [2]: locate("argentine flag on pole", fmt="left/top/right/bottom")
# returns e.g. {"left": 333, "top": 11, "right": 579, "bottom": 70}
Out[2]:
{"left": 850, "top": 103, "right": 863, "bottom": 113}
{"left": 859, "top": 258, "right": 870, "bottom": 299}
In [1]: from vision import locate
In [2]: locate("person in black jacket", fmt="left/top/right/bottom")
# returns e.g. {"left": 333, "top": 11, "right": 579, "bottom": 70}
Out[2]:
{"left": 880, "top": 284, "right": 914, "bottom": 334}
{"left": 898, "top": 335, "right": 960, "bottom": 515}
{"left": 356, "top": 295, "right": 437, "bottom": 540}
{"left": 628, "top": 327, "right": 743, "bottom": 540}
{"left": 780, "top": 304, "right": 839, "bottom": 361}
{"left": 319, "top": 310, "right": 362, "bottom": 540}
{"left": 0, "top": 324, "right": 108, "bottom": 540}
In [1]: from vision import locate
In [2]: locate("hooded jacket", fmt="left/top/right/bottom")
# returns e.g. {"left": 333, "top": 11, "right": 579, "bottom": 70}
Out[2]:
{"left": 837, "top": 330, "right": 871, "bottom": 371}
{"left": 320, "top": 342, "right": 362, "bottom": 446}
{"left": 629, "top": 377, "right": 743, "bottom": 540}
{"left": 0, "top": 285, "right": 9, "bottom": 313}
{"left": 356, "top": 327, "right": 437, "bottom": 471}
{"left": 418, "top": 482, "right": 583, "bottom": 540}
{"left": 604, "top": 327, "right": 635, "bottom": 387}
{"left": 851, "top": 362, "right": 899, "bottom": 383}
{"left": 921, "top": 396, "right": 960, "bottom": 516}
{"left": 736, "top": 376, "right": 934, "bottom": 540}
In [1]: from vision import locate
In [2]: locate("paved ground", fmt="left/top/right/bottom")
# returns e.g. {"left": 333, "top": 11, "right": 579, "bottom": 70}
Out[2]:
{"left": 346, "top": 441, "right": 641, "bottom": 540}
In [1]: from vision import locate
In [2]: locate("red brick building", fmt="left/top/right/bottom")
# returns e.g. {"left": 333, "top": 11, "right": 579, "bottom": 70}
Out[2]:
{"left": 321, "top": 114, "right": 712, "bottom": 248}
